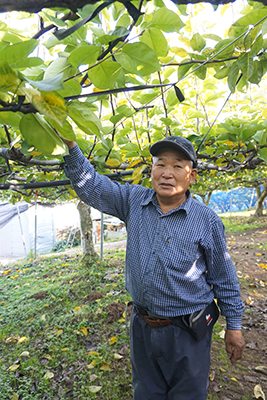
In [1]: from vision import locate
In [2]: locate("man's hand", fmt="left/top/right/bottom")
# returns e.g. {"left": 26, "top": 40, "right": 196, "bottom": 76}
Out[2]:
{"left": 52, "top": 127, "right": 76, "bottom": 149}
{"left": 224, "top": 329, "right": 245, "bottom": 364}
{"left": 61, "top": 138, "right": 76, "bottom": 149}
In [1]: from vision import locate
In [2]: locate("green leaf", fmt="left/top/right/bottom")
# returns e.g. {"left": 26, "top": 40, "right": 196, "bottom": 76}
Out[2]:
{"left": 214, "top": 39, "right": 235, "bottom": 60}
{"left": 194, "top": 65, "right": 206, "bottom": 80}
{"left": 45, "top": 117, "right": 75, "bottom": 141}
{"left": 0, "top": 39, "right": 38, "bottom": 65}
{"left": 96, "top": 26, "right": 129, "bottom": 45}
{"left": 258, "top": 148, "right": 267, "bottom": 163}
{"left": 177, "top": 4, "right": 188, "bottom": 16}
{"left": 214, "top": 67, "right": 230, "bottom": 80}
{"left": 237, "top": 53, "right": 254, "bottom": 80}
{"left": 0, "top": 61, "right": 21, "bottom": 92}
{"left": 233, "top": 9, "right": 267, "bottom": 26}
{"left": 19, "top": 114, "right": 69, "bottom": 157}
{"left": 68, "top": 44, "right": 101, "bottom": 68}
{"left": 116, "top": 137, "right": 129, "bottom": 145}
{"left": 202, "top": 34, "right": 222, "bottom": 42}
{"left": 150, "top": 8, "right": 184, "bottom": 33}
{"left": 178, "top": 60, "right": 193, "bottom": 80}
{"left": 0, "top": 112, "right": 22, "bottom": 128}
{"left": 140, "top": 27, "right": 168, "bottom": 57}
{"left": 42, "top": 11, "right": 67, "bottom": 27}
{"left": 88, "top": 61, "right": 122, "bottom": 89}
{"left": 190, "top": 33, "right": 206, "bottom": 52}
{"left": 68, "top": 102, "right": 102, "bottom": 138}
{"left": 117, "top": 42, "right": 160, "bottom": 77}
{"left": 117, "top": 15, "right": 131, "bottom": 28}
{"left": 25, "top": 73, "right": 65, "bottom": 91}
{"left": 160, "top": 117, "right": 172, "bottom": 126}
{"left": 251, "top": 34, "right": 263, "bottom": 57}
{"left": 44, "top": 58, "right": 69, "bottom": 80}
{"left": 121, "top": 143, "right": 140, "bottom": 152}
{"left": 32, "top": 91, "right": 67, "bottom": 126}
{"left": 227, "top": 62, "right": 240, "bottom": 93}
{"left": 262, "top": 18, "right": 267, "bottom": 35}
{"left": 188, "top": 111, "right": 205, "bottom": 119}
{"left": 249, "top": 60, "right": 263, "bottom": 84}
{"left": 56, "top": 79, "right": 82, "bottom": 97}
{"left": 166, "top": 88, "right": 179, "bottom": 106}
{"left": 15, "top": 57, "right": 44, "bottom": 69}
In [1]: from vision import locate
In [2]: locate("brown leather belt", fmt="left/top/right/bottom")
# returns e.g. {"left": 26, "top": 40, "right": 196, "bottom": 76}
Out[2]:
{"left": 139, "top": 314, "right": 173, "bottom": 327}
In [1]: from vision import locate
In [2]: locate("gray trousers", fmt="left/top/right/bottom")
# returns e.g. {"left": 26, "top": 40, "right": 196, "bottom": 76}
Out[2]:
{"left": 130, "top": 310, "right": 212, "bottom": 400}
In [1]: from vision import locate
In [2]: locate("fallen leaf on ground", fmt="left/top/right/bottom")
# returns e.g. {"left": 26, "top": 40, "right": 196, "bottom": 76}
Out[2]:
{"left": 254, "top": 384, "right": 266, "bottom": 400}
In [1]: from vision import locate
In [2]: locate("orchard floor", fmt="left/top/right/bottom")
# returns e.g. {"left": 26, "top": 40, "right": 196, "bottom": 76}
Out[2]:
{"left": 207, "top": 226, "right": 267, "bottom": 400}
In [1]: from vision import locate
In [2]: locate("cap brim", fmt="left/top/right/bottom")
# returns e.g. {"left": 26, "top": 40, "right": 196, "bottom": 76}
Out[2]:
{"left": 150, "top": 141, "right": 191, "bottom": 159}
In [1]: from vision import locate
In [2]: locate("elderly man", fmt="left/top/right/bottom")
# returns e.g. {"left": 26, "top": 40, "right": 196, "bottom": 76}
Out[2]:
{"left": 62, "top": 135, "right": 245, "bottom": 400}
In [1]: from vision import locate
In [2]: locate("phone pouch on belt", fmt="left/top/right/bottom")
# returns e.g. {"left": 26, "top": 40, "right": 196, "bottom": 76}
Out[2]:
{"left": 182, "top": 300, "right": 220, "bottom": 342}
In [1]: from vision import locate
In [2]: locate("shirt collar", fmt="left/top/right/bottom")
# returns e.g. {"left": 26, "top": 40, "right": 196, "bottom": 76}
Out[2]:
{"left": 141, "top": 189, "right": 192, "bottom": 215}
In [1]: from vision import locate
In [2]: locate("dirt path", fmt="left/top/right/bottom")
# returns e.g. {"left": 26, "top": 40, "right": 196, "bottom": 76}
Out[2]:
{"left": 208, "top": 227, "right": 267, "bottom": 399}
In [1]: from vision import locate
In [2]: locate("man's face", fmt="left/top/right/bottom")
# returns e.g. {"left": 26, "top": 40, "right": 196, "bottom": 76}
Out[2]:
{"left": 151, "top": 149, "right": 197, "bottom": 202}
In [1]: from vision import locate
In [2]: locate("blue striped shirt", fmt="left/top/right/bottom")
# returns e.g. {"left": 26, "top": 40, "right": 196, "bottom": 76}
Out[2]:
{"left": 64, "top": 145, "right": 244, "bottom": 330}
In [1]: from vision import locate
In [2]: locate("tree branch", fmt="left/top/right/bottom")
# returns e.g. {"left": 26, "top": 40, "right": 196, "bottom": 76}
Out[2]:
{"left": 31, "top": 11, "right": 79, "bottom": 40}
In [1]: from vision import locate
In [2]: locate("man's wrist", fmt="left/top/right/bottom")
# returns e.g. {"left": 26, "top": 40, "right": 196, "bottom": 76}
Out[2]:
{"left": 226, "top": 316, "right": 242, "bottom": 330}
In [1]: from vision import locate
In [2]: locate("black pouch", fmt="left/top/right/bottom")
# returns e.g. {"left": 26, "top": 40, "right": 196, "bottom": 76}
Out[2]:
{"left": 182, "top": 300, "right": 220, "bottom": 342}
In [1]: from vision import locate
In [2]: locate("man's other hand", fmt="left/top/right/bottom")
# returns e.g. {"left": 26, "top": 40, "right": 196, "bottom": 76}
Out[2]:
{"left": 224, "top": 329, "right": 245, "bottom": 364}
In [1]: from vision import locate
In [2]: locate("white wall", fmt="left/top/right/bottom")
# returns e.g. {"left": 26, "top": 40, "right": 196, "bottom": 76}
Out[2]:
{"left": 0, "top": 207, "right": 30, "bottom": 257}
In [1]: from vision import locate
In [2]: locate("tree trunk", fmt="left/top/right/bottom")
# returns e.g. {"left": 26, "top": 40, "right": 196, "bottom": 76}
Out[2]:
{"left": 77, "top": 200, "right": 96, "bottom": 257}
{"left": 254, "top": 183, "right": 267, "bottom": 217}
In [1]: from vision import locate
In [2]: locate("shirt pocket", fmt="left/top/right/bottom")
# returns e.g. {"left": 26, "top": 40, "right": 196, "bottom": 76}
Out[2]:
{"left": 166, "top": 237, "right": 199, "bottom": 272}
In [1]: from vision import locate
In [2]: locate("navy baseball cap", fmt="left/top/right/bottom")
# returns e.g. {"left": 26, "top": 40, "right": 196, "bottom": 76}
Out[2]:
{"left": 150, "top": 136, "right": 197, "bottom": 168}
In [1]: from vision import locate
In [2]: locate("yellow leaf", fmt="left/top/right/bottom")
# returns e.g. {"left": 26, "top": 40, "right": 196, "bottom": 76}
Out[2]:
{"left": 41, "top": 314, "right": 46, "bottom": 321}
{"left": 209, "top": 371, "right": 215, "bottom": 381}
{"left": 9, "top": 364, "right": 20, "bottom": 371}
{"left": 17, "top": 337, "right": 28, "bottom": 344}
{"left": 88, "top": 351, "right": 99, "bottom": 357}
{"left": 87, "top": 363, "right": 95, "bottom": 369}
{"left": 170, "top": 47, "right": 188, "bottom": 57}
{"left": 230, "top": 377, "right": 238, "bottom": 382}
{"left": 106, "top": 158, "right": 121, "bottom": 168}
{"left": 44, "top": 371, "right": 54, "bottom": 379}
{"left": 254, "top": 366, "right": 267, "bottom": 374}
{"left": 109, "top": 336, "right": 118, "bottom": 345}
{"left": 20, "top": 351, "right": 30, "bottom": 357}
{"left": 100, "top": 362, "right": 111, "bottom": 371}
{"left": 32, "top": 91, "right": 67, "bottom": 127}
{"left": 89, "top": 386, "right": 102, "bottom": 393}
{"left": 69, "top": 280, "right": 73, "bottom": 284}
{"left": 90, "top": 374, "right": 99, "bottom": 382}
{"left": 62, "top": 348, "right": 69, "bottom": 352}
{"left": 57, "top": 329, "right": 63, "bottom": 336}
{"left": 30, "top": 151, "right": 42, "bottom": 156}
{"left": 2, "top": 270, "right": 11, "bottom": 275}
{"left": 218, "top": 329, "right": 225, "bottom": 339}
{"left": 73, "top": 330, "right": 82, "bottom": 335}
{"left": 254, "top": 384, "right": 266, "bottom": 400}
{"left": 80, "top": 326, "right": 88, "bottom": 336}
{"left": 45, "top": 354, "right": 52, "bottom": 360}
{"left": 114, "top": 353, "right": 123, "bottom": 360}
{"left": 92, "top": 357, "right": 102, "bottom": 366}
{"left": 74, "top": 306, "right": 81, "bottom": 312}
{"left": 10, "top": 393, "right": 19, "bottom": 400}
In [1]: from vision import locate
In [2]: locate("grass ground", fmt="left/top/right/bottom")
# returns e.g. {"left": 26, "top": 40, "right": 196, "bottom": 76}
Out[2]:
{"left": 0, "top": 212, "right": 266, "bottom": 400}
